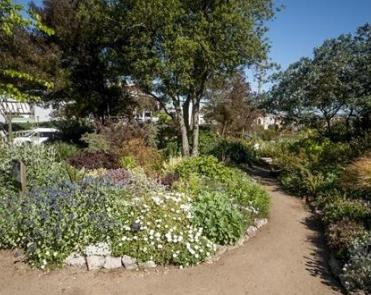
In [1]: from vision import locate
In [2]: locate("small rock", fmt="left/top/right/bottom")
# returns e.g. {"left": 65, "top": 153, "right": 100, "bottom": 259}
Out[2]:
{"left": 254, "top": 218, "right": 268, "bottom": 229}
{"left": 103, "top": 256, "right": 122, "bottom": 269}
{"left": 138, "top": 260, "right": 156, "bottom": 269}
{"left": 122, "top": 255, "right": 137, "bottom": 270}
{"left": 13, "top": 248, "right": 25, "bottom": 261}
{"left": 84, "top": 242, "right": 111, "bottom": 256}
{"left": 86, "top": 256, "right": 105, "bottom": 270}
{"left": 65, "top": 253, "right": 86, "bottom": 267}
{"left": 216, "top": 245, "right": 228, "bottom": 256}
{"left": 246, "top": 226, "right": 257, "bottom": 237}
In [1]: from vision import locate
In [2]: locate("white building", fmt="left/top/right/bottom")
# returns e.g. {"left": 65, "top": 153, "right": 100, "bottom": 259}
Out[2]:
{"left": 255, "top": 113, "right": 282, "bottom": 130}
{"left": 0, "top": 99, "right": 54, "bottom": 124}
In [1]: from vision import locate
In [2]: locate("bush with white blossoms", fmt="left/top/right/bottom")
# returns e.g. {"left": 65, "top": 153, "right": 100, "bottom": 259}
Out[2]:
{"left": 340, "top": 234, "right": 371, "bottom": 293}
{"left": 110, "top": 176, "right": 216, "bottom": 266}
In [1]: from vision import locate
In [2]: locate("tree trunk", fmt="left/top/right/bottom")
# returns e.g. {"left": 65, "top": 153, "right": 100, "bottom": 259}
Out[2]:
{"left": 183, "top": 98, "right": 191, "bottom": 134}
{"left": 7, "top": 113, "right": 12, "bottom": 141}
{"left": 221, "top": 121, "right": 227, "bottom": 137}
{"left": 325, "top": 116, "right": 332, "bottom": 134}
{"left": 191, "top": 100, "right": 200, "bottom": 156}
{"left": 175, "top": 102, "right": 190, "bottom": 157}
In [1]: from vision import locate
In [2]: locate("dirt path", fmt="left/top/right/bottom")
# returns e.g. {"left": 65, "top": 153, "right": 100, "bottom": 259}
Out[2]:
{"left": 0, "top": 182, "right": 342, "bottom": 295}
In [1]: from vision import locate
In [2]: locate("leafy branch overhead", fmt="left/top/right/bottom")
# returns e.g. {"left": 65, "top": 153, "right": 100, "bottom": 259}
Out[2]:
{"left": 0, "top": 0, "right": 55, "bottom": 101}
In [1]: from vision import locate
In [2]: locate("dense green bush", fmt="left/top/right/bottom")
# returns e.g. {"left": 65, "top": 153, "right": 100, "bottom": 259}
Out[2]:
{"left": 49, "top": 142, "right": 81, "bottom": 162}
{"left": 192, "top": 192, "right": 244, "bottom": 245}
{"left": 174, "top": 156, "right": 270, "bottom": 218}
{"left": 0, "top": 144, "right": 68, "bottom": 190}
{"left": 175, "top": 156, "right": 235, "bottom": 180}
{"left": 173, "top": 156, "right": 270, "bottom": 244}
{"left": 322, "top": 198, "right": 371, "bottom": 225}
{"left": 210, "top": 139, "right": 258, "bottom": 164}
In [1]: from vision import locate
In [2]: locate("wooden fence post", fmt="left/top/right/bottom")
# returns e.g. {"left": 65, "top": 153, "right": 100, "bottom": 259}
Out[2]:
{"left": 11, "top": 160, "right": 27, "bottom": 195}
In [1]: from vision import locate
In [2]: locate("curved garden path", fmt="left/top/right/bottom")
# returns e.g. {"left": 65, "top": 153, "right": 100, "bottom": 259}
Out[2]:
{"left": 0, "top": 176, "right": 343, "bottom": 295}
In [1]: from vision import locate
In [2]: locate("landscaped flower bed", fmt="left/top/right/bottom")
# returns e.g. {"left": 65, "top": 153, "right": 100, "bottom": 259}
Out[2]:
{"left": 0, "top": 144, "right": 270, "bottom": 270}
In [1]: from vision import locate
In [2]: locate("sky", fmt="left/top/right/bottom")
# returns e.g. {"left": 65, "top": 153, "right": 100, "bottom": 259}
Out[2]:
{"left": 15, "top": 0, "right": 371, "bottom": 86}
{"left": 268, "top": 0, "right": 371, "bottom": 70}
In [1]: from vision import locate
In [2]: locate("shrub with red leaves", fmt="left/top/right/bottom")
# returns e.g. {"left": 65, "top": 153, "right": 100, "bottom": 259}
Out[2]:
{"left": 68, "top": 152, "right": 119, "bottom": 170}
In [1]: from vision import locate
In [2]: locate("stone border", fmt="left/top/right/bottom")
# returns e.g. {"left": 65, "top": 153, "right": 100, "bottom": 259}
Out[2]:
{"left": 65, "top": 218, "right": 268, "bottom": 271}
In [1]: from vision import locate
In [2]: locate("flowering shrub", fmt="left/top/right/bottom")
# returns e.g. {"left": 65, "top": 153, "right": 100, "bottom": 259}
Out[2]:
{"left": 0, "top": 168, "right": 216, "bottom": 268}
{"left": 110, "top": 187, "right": 215, "bottom": 266}
{"left": 3, "top": 179, "right": 123, "bottom": 268}
{"left": 341, "top": 234, "right": 371, "bottom": 293}
{"left": 326, "top": 220, "right": 367, "bottom": 258}
{"left": 0, "top": 145, "right": 268, "bottom": 269}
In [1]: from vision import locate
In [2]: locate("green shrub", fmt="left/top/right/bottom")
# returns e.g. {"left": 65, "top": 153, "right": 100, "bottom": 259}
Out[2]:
{"left": 120, "top": 155, "right": 138, "bottom": 169}
{"left": 210, "top": 139, "right": 258, "bottom": 164}
{"left": 49, "top": 142, "right": 80, "bottom": 162}
{"left": 193, "top": 192, "right": 244, "bottom": 245}
{"left": 0, "top": 189, "right": 23, "bottom": 248}
{"left": 322, "top": 198, "right": 371, "bottom": 225}
{"left": 174, "top": 156, "right": 270, "bottom": 219}
{"left": 175, "top": 156, "right": 235, "bottom": 180}
{"left": 110, "top": 181, "right": 216, "bottom": 266}
{"left": 81, "top": 132, "right": 110, "bottom": 153}
{"left": 341, "top": 234, "right": 371, "bottom": 293}
{"left": 0, "top": 144, "right": 68, "bottom": 190}
{"left": 198, "top": 129, "right": 219, "bottom": 155}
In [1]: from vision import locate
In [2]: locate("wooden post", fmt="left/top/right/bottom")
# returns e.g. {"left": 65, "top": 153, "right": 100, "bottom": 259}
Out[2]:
{"left": 11, "top": 160, "right": 27, "bottom": 195}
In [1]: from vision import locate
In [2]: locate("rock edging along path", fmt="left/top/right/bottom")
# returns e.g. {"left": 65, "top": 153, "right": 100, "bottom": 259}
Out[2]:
{"left": 0, "top": 182, "right": 342, "bottom": 295}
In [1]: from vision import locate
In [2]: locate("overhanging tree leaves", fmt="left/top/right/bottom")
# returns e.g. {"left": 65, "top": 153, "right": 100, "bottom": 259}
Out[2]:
{"left": 112, "top": 0, "right": 274, "bottom": 156}
{"left": 0, "top": 0, "right": 57, "bottom": 137}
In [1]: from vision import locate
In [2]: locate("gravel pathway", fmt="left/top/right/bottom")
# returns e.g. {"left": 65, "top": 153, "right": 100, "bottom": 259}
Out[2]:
{"left": 0, "top": 181, "right": 343, "bottom": 295}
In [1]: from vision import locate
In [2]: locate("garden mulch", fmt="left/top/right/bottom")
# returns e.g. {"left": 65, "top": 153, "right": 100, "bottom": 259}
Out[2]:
{"left": 0, "top": 181, "right": 343, "bottom": 295}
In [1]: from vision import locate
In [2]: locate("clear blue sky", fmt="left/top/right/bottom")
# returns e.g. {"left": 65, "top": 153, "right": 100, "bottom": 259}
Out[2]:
{"left": 268, "top": 0, "right": 371, "bottom": 69}
{"left": 16, "top": 0, "right": 371, "bottom": 71}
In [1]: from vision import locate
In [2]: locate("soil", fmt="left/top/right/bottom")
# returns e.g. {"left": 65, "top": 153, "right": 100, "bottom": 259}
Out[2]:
{"left": 0, "top": 179, "right": 343, "bottom": 295}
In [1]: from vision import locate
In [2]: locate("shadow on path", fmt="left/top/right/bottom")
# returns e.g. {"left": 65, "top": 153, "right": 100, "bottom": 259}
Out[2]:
{"left": 301, "top": 215, "right": 344, "bottom": 294}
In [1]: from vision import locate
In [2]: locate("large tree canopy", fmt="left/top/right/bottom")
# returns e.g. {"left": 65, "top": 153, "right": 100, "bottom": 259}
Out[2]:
{"left": 35, "top": 0, "right": 133, "bottom": 119}
{"left": 269, "top": 23, "right": 371, "bottom": 133}
{"left": 111, "top": 0, "right": 274, "bottom": 155}
{"left": 0, "top": 0, "right": 55, "bottom": 101}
